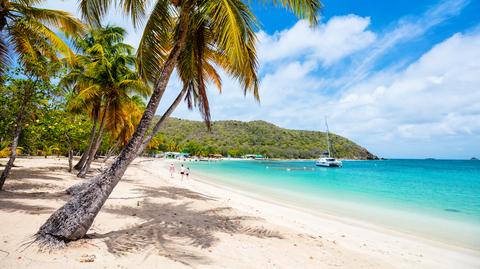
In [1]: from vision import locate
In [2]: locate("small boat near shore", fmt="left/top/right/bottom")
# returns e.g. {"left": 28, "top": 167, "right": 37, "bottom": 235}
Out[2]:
{"left": 316, "top": 157, "right": 342, "bottom": 167}
{"left": 316, "top": 117, "right": 342, "bottom": 168}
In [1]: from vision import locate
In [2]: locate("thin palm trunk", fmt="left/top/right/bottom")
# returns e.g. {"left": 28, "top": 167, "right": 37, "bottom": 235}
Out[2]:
{"left": 0, "top": 82, "right": 32, "bottom": 190}
{"left": 78, "top": 103, "right": 108, "bottom": 178}
{"left": 103, "top": 139, "right": 121, "bottom": 163}
{"left": 0, "top": 114, "right": 24, "bottom": 189}
{"left": 68, "top": 150, "right": 74, "bottom": 172}
{"left": 64, "top": 134, "right": 74, "bottom": 172}
{"left": 74, "top": 108, "right": 99, "bottom": 170}
{"left": 35, "top": 5, "right": 192, "bottom": 246}
{"left": 136, "top": 85, "right": 187, "bottom": 157}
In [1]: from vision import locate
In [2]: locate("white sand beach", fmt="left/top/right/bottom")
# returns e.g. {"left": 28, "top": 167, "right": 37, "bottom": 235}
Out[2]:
{"left": 0, "top": 157, "right": 479, "bottom": 269}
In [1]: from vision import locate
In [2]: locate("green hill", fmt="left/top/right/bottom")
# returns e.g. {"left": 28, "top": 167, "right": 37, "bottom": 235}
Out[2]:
{"left": 150, "top": 118, "right": 378, "bottom": 160}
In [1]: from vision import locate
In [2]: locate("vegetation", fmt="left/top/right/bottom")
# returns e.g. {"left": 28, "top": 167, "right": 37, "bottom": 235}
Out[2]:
{"left": 0, "top": 0, "right": 84, "bottom": 75}
{"left": 0, "top": 0, "right": 84, "bottom": 186}
{"left": 148, "top": 118, "right": 377, "bottom": 159}
{"left": 0, "top": 0, "right": 324, "bottom": 247}
{"left": 0, "top": 66, "right": 94, "bottom": 173}
{"left": 63, "top": 25, "right": 149, "bottom": 177}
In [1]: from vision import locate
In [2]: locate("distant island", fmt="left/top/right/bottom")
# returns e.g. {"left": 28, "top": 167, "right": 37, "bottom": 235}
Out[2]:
{"left": 472, "top": 157, "right": 479, "bottom": 160}
{"left": 148, "top": 118, "right": 378, "bottom": 160}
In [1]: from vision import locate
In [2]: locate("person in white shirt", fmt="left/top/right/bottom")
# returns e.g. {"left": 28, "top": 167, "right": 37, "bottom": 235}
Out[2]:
{"left": 168, "top": 163, "right": 175, "bottom": 178}
{"left": 180, "top": 164, "right": 186, "bottom": 180}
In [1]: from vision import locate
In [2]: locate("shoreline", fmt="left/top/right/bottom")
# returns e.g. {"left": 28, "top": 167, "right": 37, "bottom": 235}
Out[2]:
{"left": 184, "top": 161, "right": 480, "bottom": 251}
{"left": 162, "top": 159, "right": 480, "bottom": 268}
{"left": 1, "top": 157, "right": 479, "bottom": 268}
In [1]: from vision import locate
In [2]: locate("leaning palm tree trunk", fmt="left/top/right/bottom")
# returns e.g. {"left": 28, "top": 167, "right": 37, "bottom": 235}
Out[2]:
{"left": 74, "top": 109, "right": 99, "bottom": 170}
{"left": 78, "top": 104, "right": 108, "bottom": 178}
{"left": 0, "top": 84, "right": 32, "bottom": 190}
{"left": 136, "top": 84, "right": 187, "bottom": 157}
{"left": 0, "top": 114, "right": 24, "bottom": 190}
{"left": 35, "top": 6, "right": 191, "bottom": 246}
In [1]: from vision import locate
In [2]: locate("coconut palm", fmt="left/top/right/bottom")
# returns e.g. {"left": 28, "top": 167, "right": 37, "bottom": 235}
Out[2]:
{"left": 0, "top": 0, "right": 84, "bottom": 189}
{"left": 103, "top": 95, "right": 144, "bottom": 163}
{"left": 136, "top": 20, "right": 228, "bottom": 156}
{"left": 63, "top": 26, "right": 151, "bottom": 177}
{"left": 0, "top": 0, "right": 84, "bottom": 75}
{"left": 36, "top": 0, "right": 321, "bottom": 247}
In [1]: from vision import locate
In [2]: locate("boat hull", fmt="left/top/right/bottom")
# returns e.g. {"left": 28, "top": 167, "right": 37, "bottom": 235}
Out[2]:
{"left": 315, "top": 163, "right": 342, "bottom": 167}
{"left": 315, "top": 161, "right": 342, "bottom": 167}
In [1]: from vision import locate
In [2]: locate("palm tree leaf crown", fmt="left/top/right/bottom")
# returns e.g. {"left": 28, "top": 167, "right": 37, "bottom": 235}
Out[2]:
{"left": 63, "top": 25, "right": 150, "bottom": 143}
{"left": 77, "top": 0, "right": 321, "bottom": 125}
{"left": 0, "top": 0, "right": 85, "bottom": 76}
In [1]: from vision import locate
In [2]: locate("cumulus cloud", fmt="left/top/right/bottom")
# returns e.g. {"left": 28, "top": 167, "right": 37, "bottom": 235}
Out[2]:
{"left": 331, "top": 31, "right": 479, "bottom": 137}
{"left": 40, "top": 0, "right": 477, "bottom": 158}
{"left": 257, "top": 15, "right": 376, "bottom": 66}
{"left": 166, "top": 3, "right": 478, "bottom": 158}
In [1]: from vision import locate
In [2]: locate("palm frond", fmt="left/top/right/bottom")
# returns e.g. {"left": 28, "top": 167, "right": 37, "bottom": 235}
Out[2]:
{"left": 14, "top": 0, "right": 43, "bottom": 5}
{"left": 0, "top": 35, "right": 10, "bottom": 78}
{"left": 136, "top": 0, "right": 173, "bottom": 83}
{"left": 11, "top": 4, "right": 85, "bottom": 36}
{"left": 23, "top": 19, "right": 77, "bottom": 64}
{"left": 117, "top": 79, "right": 152, "bottom": 97}
{"left": 79, "top": 0, "right": 151, "bottom": 27}
{"left": 264, "top": 0, "right": 321, "bottom": 25}
{"left": 79, "top": 0, "right": 112, "bottom": 26}
{"left": 203, "top": 61, "right": 222, "bottom": 91}
{"left": 202, "top": 0, "right": 259, "bottom": 98}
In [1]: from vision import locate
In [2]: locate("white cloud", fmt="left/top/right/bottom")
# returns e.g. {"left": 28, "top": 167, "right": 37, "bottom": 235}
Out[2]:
{"left": 257, "top": 15, "right": 376, "bottom": 66}
{"left": 339, "top": 0, "right": 470, "bottom": 91}
{"left": 41, "top": 0, "right": 478, "bottom": 158}
{"left": 168, "top": 18, "right": 479, "bottom": 159}
{"left": 277, "top": 30, "right": 480, "bottom": 158}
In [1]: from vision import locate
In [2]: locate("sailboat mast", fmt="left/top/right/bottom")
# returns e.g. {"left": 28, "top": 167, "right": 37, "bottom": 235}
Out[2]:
{"left": 325, "top": 117, "right": 331, "bottom": 158}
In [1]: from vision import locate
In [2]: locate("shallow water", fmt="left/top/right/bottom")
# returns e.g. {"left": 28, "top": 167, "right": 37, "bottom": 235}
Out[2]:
{"left": 184, "top": 159, "right": 480, "bottom": 250}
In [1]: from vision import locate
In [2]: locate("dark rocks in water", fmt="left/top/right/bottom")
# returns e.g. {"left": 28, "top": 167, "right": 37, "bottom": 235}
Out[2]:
{"left": 366, "top": 155, "right": 380, "bottom": 160}
{"left": 471, "top": 157, "right": 478, "bottom": 160}
{"left": 444, "top": 208, "right": 461, "bottom": 213}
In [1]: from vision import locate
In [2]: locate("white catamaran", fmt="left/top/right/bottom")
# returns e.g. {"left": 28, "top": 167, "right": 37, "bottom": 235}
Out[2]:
{"left": 316, "top": 118, "right": 342, "bottom": 168}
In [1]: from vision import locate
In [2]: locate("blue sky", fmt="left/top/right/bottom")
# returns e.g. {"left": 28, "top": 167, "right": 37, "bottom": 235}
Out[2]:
{"left": 42, "top": 0, "right": 480, "bottom": 159}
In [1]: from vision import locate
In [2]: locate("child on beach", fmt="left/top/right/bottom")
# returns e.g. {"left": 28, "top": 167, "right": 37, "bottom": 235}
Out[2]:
{"left": 169, "top": 163, "right": 175, "bottom": 178}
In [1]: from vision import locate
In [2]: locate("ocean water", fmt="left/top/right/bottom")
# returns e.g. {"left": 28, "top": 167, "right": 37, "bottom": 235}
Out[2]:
{"left": 184, "top": 159, "right": 480, "bottom": 250}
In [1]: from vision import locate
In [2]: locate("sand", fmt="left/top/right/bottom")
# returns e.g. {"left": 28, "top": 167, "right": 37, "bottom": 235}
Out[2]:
{"left": 0, "top": 157, "right": 479, "bottom": 269}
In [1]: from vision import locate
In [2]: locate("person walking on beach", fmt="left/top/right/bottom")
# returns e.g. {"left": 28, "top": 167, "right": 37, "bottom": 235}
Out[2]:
{"left": 169, "top": 163, "right": 175, "bottom": 178}
{"left": 185, "top": 167, "right": 190, "bottom": 179}
{"left": 180, "top": 164, "right": 186, "bottom": 180}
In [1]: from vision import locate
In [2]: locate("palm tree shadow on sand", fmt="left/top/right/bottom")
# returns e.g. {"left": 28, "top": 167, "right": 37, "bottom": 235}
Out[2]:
{"left": 91, "top": 186, "right": 284, "bottom": 266}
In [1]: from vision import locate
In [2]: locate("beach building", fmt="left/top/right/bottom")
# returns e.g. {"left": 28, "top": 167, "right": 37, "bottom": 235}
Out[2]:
{"left": 163, "top": 152, "right": 190, "bottom": 159}
{"left": 243, "top": 154, "right": 266, "bottom": 160}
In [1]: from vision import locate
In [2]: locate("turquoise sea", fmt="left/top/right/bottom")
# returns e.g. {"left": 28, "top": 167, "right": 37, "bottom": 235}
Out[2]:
{"left": 185, "top": 159, "right": 480, "bottom": 250}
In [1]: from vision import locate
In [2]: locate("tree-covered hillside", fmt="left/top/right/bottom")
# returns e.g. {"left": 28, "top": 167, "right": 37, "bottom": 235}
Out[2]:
{"left": 148, "top": 118, "right": 378, "bottom": 160}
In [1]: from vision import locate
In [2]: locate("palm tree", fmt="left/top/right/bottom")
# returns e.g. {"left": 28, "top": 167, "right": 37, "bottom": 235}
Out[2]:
{"left": 36, "top": 0, "right": 321, "bottom": 247}
{"left": 0, "top": 1, "right": 83, "bottom": 189}
{"left": 0, "top": 0, "right": 84, "bottom": 76}
{"left": 136, "top": 23, "right": 228, "bottom": 156}
{"left": 62, "top": 26, "right": 151, "bottom": 177}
